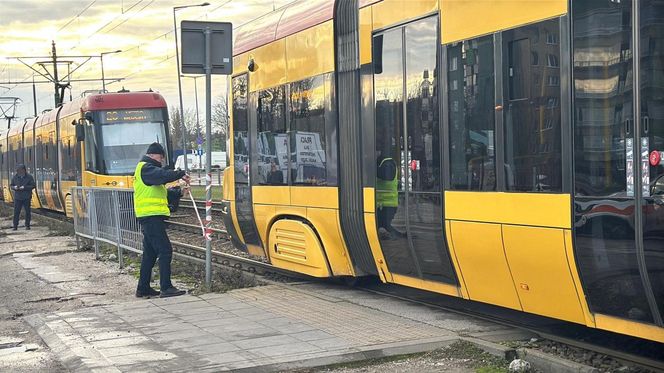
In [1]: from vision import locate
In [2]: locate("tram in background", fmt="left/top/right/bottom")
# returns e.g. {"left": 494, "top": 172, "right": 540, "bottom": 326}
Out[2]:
{"left": 0, "top": 91, "right": 171, "bottom": 216}
{"left": 221, "top": 0, "right": 664, "bottom": 343}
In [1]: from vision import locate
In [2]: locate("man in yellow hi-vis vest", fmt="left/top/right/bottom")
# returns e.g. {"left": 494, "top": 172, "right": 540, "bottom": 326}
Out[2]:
{"left": 376, "top": 155, "right": 401, "bottom": 240}
{"left": 134, "top": 142, "right": 190, "bottom": 298}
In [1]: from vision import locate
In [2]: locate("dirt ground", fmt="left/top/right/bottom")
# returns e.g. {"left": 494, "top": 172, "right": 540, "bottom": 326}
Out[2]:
{"left": 0, "top": 215, "right": 138, "bottom": 372}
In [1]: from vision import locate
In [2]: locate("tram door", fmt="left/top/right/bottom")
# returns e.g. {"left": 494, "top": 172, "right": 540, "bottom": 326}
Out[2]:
{"left": 373, "top": 16, "right": 456, "bottom": 285}
{"left": 231, "top": 74, "right": 262, "bottom": 249}
{"left": 573, "top": 0, "right": 664, "bottom": 326}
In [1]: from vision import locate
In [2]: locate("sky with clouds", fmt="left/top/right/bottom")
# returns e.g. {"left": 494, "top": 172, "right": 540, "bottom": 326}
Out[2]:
{"left": 0, "top": 0, "right": 294, "bottom": 120}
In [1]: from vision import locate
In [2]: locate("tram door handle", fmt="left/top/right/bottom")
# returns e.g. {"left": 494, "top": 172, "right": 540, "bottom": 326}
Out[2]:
{"left": 643, "top": 116, "right": 650, "bottom": 135}
{"left": 407, "top": 136, "right": 412, "bottom": 150}
{"left": 399, "top": 136, "right": 404, "bottom": 150}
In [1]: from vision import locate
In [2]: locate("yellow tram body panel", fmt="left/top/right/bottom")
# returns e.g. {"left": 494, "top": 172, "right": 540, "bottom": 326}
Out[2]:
{"left": 595, "top": 315, "right": 664, "bottom": 345}
{"left": 252, "top": 186, "right": 354, "bottom": 277}
{"left": 441, "top": 0, "right": 567, "bottom": 44}
{"left": 82, "top": 171, "right": 133, "bottom": 189}
{"left": 285, "top": 21, "right": 335, "bottom": 84}
{"left": 448, "top": 221, "right": 522, "bottom": 310}
{"left": 268, "top": 218, "right": 331, "bottom": 278}
{"left": 444, "top": 192, "right": 571, "bottom": 229}
{"left": 444, "top": 192, "right": 587, "bottom": 324}
{"left": 371, "top": 0, "right": 438, "bottom": 31}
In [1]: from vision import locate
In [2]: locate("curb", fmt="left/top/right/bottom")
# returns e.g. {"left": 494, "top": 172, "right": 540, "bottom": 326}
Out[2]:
{"left": 460, "top": 337, "right": 599, "bottom": 373}
{"left": 24, "top": 313, "right": 122, "bottom": 373}
{"left": 460, "top": 336, "right": 518, "bottom": 361}
{"left": 223, "top": 336, "right": 460, "bottom": 373}
{"left": 517, "top": 348, "right": 599, "bottom": 373}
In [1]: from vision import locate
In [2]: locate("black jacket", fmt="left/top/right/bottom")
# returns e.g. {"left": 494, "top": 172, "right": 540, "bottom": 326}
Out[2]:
{"left": 138, "top": 156, "right": 186, "bottom": 217}
{"left": 10, "top": 173, "right": 35, "bottom": 201}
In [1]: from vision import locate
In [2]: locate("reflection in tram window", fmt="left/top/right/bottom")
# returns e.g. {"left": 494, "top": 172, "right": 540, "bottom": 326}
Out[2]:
{"left": 640, "top": 0, "right": 664, "bottom": 320}
{"left": 447, "top": 35, "right": 496, "bottom": 191}
{"left": 406, "top": 18, "right": 440, "bottom": 193}
{"left": 504, "top": 19, "right": 562, "bottom": 192}
{"left": 573, "top": 0, "right": 655, "bottom": 323}
{"left": 573, "top": 2, "right": 630, "bottom": 197}
{"left": 289, "top": 75, "right": 328, "bottom": 185}
{"left": 232, "top": 75, "right": 250, "bottom": 186}
{"left": 256, "top": 86, "right": 287, "bottom": 185}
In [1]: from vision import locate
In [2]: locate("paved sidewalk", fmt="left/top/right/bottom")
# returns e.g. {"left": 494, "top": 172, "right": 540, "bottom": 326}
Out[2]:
{"left": 27, "top": 283, "right": 529, "bottom": 372}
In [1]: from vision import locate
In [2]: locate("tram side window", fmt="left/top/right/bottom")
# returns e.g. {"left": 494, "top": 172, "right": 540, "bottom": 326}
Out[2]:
{"left": 257, "top": 86, "right": 287, "bottom": 185}
{"left": 503, "top": 19, "right": 562, "bottom": 192}
{"left": 62, "top": 134, "right": 77, "bottom": 182}
{"left": 232, "top": 75, "right": 250, "bottom": 185}
{"left": 84, "top": 124, "right": 99, "bottom": 172}
{"left": 447, "top": 36, "right": 496, "bottom": 191}
{"left": 289, "top": 74, "right": 330, "bottom": 186}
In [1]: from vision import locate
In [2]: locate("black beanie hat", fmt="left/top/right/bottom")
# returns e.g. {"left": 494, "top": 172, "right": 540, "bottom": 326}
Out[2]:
{"left": 146, "top": 142, "right": 165, "bottom": 155}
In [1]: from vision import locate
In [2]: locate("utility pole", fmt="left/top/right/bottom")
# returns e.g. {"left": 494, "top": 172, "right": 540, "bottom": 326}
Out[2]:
{"left": 51, "top": 41, "right": 60, "bottom": 107}
{"left": 6, "top": 42, "right": 125, "bottom": 110}
{"left": 0, "top": 97, "right": 21, "bottom": 129}
{"left": 32, "top": 75, "right": 37, "bottom": 116}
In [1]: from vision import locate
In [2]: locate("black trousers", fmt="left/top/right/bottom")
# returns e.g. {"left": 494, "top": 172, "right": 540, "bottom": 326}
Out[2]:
{"left": 13, "top": 198, "right": 31, "bottom": 229}
{"left": 377, "top": 206, "right": 397, "bottom": 233}
{"left": 137, "top": 216, "right": 173, "bottom": 292}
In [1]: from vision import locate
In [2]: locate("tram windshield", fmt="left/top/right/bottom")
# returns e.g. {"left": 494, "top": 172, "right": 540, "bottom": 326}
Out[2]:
{"left": 86, "top": 108, "right": 169, "bottom": 175}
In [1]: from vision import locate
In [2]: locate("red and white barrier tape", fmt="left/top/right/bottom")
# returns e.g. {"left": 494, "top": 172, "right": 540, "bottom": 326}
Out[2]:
{"left": 204, "top": 173, "right": 212, "bottom": 241}
{"left": 183, "top": 174, "right": 214, "bottom": 242}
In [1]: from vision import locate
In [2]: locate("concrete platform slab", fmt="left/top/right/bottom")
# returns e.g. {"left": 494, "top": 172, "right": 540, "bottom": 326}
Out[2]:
{"left": 27, "top": 283, "right": 528, "bottom": 372}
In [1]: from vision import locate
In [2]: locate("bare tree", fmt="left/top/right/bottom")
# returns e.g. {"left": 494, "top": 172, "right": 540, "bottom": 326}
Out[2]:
{"left": 168, "top": 106, "right": 196, "bottom": 151}
{"left": 211, "top": 96, "right": 228, "bottom": 151}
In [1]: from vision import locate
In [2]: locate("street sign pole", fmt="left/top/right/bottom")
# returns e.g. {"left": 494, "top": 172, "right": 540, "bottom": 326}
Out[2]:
{"left": 204, "top": 26, "right": 213, "bottom": 287}
{"left": 181, "top": 20, "right": 232, "bottom": 289}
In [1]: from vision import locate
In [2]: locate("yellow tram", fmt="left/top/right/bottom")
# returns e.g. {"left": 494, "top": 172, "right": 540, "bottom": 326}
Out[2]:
{"left": 0, "top": 91, "right": 171, "bottom": 216}
{"left": 220, "top": 0, "right": 664, "bottom": 343}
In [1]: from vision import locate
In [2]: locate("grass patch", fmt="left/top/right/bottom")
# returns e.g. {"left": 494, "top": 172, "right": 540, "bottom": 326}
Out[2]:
{"left": 188, "top": 185, "right": 223, "bottom": 201}
{"left": 434, "top": 341, "right": 509, "bottom": 373}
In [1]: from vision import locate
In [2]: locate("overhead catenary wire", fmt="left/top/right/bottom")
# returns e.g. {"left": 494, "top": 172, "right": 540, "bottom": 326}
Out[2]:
{"left": 57, "top": 0, "right": 98, "bottom": 32}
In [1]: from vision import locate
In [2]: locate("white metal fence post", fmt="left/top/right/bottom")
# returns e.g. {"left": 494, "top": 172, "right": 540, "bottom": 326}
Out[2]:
{"left": 113, "top": 190, "right": 124, "bottom": 269}
{"left": 90, "top": 190, "right": 100, "bottom": 260}
{"left": 72, "top": 188, "right": 80, "bottom": 251}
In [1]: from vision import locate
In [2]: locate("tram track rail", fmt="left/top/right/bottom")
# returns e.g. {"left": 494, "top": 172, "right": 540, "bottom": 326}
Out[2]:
{"left": 178, "top": 199, "right": 225, "bottom": 214}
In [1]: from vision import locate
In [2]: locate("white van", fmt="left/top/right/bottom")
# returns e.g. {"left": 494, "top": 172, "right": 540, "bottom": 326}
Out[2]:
{"left": 174, "top": 152, "right": 226, "bottom": 170}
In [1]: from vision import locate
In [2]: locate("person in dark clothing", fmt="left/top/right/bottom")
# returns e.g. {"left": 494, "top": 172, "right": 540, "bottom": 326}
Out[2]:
{"left": 10, "top": 164, "right": 35, "bottom": 231}
{"left": 134, "top": 142, "right": 190, "bottom": 298}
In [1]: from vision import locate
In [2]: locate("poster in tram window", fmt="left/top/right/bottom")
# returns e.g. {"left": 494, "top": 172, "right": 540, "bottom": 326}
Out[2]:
{"left": 292, "top": 131, "right": 326, "bottom": 184}
{"left": 257, "top": 132, "right": 288, "bottom": 184}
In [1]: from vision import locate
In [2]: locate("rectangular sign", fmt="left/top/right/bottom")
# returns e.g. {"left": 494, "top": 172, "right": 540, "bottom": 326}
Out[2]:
{"left": 100, "top": 109, "right": 162, "bottom": 124}
{"left": 181, "top": 21, "right": 233, "bottom": 75}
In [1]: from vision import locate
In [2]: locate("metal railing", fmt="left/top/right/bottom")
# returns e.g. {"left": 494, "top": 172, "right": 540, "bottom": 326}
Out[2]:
{"left": 71, "top": 187, "right": 142, "bottom": 268}
{"left": 71, "top": 186, "right": 215, "bottom": 286}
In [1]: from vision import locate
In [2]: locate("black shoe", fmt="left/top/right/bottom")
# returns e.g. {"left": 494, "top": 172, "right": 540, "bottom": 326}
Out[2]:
{"left": 12, "top": 227, "right": 17, "bottom": 231}
{"left": 135, "top": 288, "right": 160, "bottom": 298}
{"left": 25, "top": 226, "right": 30, "bottom": 230}
{"left": 159, "top": 287, "right": 186, "bottom": 298}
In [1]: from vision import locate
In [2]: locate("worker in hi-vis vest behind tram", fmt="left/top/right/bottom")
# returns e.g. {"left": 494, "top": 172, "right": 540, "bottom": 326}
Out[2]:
{"left": 134, "top": 142, "right": 190, "bottom": 298}
{"left": 376, "top": 155, "right": 403, "bottom": 240}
